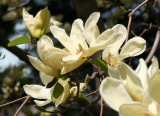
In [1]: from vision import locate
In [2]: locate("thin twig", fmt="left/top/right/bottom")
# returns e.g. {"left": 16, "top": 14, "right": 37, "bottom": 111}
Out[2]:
{"left": 0, "top": 96, "right": 27, "bottom": 108}
{"left": 78, "top": 96, "right": 100, "bottom": 116}
{"left": 126, "top": 0, "right": 150, "bottom": 42}
{"left": 8, "top": 0, "right": 32, "bottom": 12}
{"left": 100, "top": 97, "right": 103, "bottom": 116}
{"left": 14, "top": 96, "right": 31, "bottom": 116}
{"left": 153, "top": 0, "right": 157, "bottom": 7}
{"left": 145, "top": 28, "right": 160, "bottom": 63}
{"left": 86, "top": 89, "right": 99, "bottom": 97}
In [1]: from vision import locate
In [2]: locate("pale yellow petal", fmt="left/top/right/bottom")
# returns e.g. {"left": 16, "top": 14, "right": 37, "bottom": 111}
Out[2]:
{"left": 40, "top": 72, "right": 54, "bottom": 86}
{"left": 119, "top": 103, "right": 153, "bottom": 116}
{"left": 28, "top": 55, "right": 53, "bottom": 76}
{"left": 61, "top": 52, "right": 86, "bottom": 74}
{"left": 50, "top": 25, "right": 77, "bottom": 54}
{"left": 135, "top": 59, "right": 148, "bottom": 90}
{"left": 34, "top": 99, "right": 52, "bottom": 106}
{"left": 148, "top": 56, "right": 159, "bottom": 79}
{"left": 112, "top": 24, "right": 127, "bottom": 39}
{"left": 84, "top": 12, "right": 100, "bottom": 47}
{"left": 23, "top": 84, "right": 43, "bottom": 98}
{"left": 22, "top": 8, "right": 34, "bottom": 35}
{"left": 108, "top": 65, "right": 121, "bottom": 80}
{"left": 120, "top": 37, "right": 146, "bottom": 57}
{"left": 70, "top": 19, "right": 88, "bottom": 50}
{"left": 118, "top": 62, "right": 143, "bottom": 102}
{"left": 149, "top": 72, "right": 160, "bottom": 105}
{"left": 33, "top": 7, "right": 50, "bottom": 37}
{"left": 100, "top": 77, "right": 133, "bottom": 111}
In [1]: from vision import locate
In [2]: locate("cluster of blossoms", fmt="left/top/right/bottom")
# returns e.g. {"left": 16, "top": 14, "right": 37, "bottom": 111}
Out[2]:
{"left": 22, "top": 7, "right": 160, "bottom": 115}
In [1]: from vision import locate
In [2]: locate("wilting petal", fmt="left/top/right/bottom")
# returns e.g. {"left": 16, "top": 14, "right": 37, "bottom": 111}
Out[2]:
{"left": 149, "top": 72, "right": 160, "bottom": 105}
{"left": 148, "top": 57, "right": 159, "bottom": 79}
{"left": 40, "top": 72, "right": 54, "bottom": 86}
{"left": 70, "top": 19, "right": 88, "bottom": 50}
{"left": 27, "top": 55, "right": 53, "bottom": 76}
{"left": 118, "top": 62, "right": 143, "bottom": 102}
{"left": 24, "top": 84, "right": 52, "bottom": 99}
{"left": 119, "top": 103, "right": 153, "bottom": 116}
{"left": 61, "top": 52, "right": 86, "bottom": 74}
{"left": 34, "top": 99, "right": 52, "bottom": 106}
{"left": 33, "top": 7, "right": 50, "bottom": 37}
{"left": 84, "top": 12, "right": 100, "bottom": 47}
{"left": 135, "top": 59, "right": 148, "bottom": 90}
{"left": 22, "top": 8, "right": 34, "bottom": 35}
{"left": 50, "top": 25, "right": 77, "bottom": 55}
{"left": 100, "top": 77, "right": 133, "bottom": 111}
{"left": 120, "top": 37, "right": 146, "bottom": 57}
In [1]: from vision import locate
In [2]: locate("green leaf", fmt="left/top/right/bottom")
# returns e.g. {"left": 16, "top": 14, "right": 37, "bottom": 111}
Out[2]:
{"left": 8, "top": 35, "right": 30, "bottom": 47}
{"left": 51, "top": 82, "right": 64, "bottom": 101}
{"left": 85, "top": 74, "right": 90, "bottom": 85}
{"left": 78, "top": 93, "right": 91, "bottom": 103}
{"left": 93, "top": 58, "right": 108, "bottom": 76}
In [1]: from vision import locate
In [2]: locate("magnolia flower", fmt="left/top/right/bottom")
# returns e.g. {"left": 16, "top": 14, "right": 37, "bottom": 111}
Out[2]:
{"left": 102, "top": 25, "right": 146, "bottom": 67}
{"left": 23, "top": 7, "right": 50, "bottom": 38}
{"left": 23, "top": 73, "right": 70, "bottom": 107}
{"left": 100, "top": 57, "right": 160, "bottom": 116}
{"left": 51, "top": 12, "right": 126, "bottom": 74}
{"left": 28, "top": 35, "right": 69, "bottom": 77}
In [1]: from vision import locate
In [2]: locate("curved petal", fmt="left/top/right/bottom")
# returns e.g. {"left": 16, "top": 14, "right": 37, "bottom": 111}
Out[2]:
{"left": 135, "top": 59, "right": 148, "bottom": 90}
{"left": 61, "top": 52, "right": 86, "bottom": 74}
{"left": 23, "top": 84, "right": 43, "bottom": 99}
{"left": 118, "top": 62, "right": 143, "bottom": 102}
{"left": 112, "top": 24, "right": 127, "bottom": 39}
{"left": 83, "top": 12, "right": 100, "bottom": 47}
{"left": 40, "top": 72, "right": 54, "bottom": 86}
{"left": 108, "top": 65, "right": 121, "bottom": 80}
{"left": 100, "top": 77, "right": 133, "bottom": 111}
{"left": 119, "top": 103, "right": 153, "bottom": 116}
{"left": 33, "top": 7, "right": 50, "bottom": 37}
{"left": 149, "top": 72, "right": 160, "bottom": 105}
{"left": 70, "top": 19, "right": 88, "bottom": 50}
{"left": 50, "top": 25, "right": 77, "bottom": 55}
{"left": 148, "top": 56, "right": 159, "bottom": 79}
{"left": 120, "top": 37, "right": 146, "bottom": 57}
{"left": 22, "top": 8, "right": 34, "bottom": 35}
{"left": 34, "top": 99, "right": 52, "bottom": 106}
{"left": 27, "top": 55, "right": 53, "bottom": 76}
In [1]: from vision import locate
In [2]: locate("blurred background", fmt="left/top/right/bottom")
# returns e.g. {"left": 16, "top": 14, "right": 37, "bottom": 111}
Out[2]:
{"left": 0, "top": 0, "right": 159, "bottom": 115}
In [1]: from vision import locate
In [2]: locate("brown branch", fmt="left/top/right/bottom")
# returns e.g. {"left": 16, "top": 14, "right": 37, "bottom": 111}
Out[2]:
{"left": 0, "top": 96, "right": 28, "bottom": 108}
{"left": 14, "top": 96, "right": 31, "bottom": 116}
{"left": 86, "top": 89, "right": 99, "bottom": 97}
{"left": 145, "top": 28, "right": 160, "bottom": 63}
{"left": 100, "top": 97, "right": 103, "bottom": 116}
{"left": 8, "top": 0, "right": 32, "bottom": 12}
{"left": 126, "top": 0, "right": 150, "bottom": 42}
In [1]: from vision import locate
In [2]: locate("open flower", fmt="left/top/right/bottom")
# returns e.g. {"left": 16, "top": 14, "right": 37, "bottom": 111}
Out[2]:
{"left": 23, "top": 73, "right": 70, "bottom": 107}
{"left": 51, "top": 12, "right": 126, "bottom": 74}
{"left": 23, "top": 7, "right": 50, "bottom": 38}
{"left": 28, "top": 35, "right": 69, "bottom": 77}
{"left": 100, "top": 57, "right": 160, "bottom": 116}
{"left": 102, "top": 26, "right": 146, "bottom": 67}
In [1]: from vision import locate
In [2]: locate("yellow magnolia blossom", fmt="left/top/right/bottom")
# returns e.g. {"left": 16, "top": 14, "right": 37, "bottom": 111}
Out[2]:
{"left": 50, "top": 12, "right": 126, "bottom": 74}
{"left": 28, "top": 35, "right": 69, "bottom": 77}
{"left": 23, "top": 7, "right": 50, "bottom": 38}
{"left": 23, "top": 73, "right": 70, "bottom": 107}
{"left": 102, "top": 25, "right": 146, "bottom": 65}
{"left": 100, "top": 57, "right": 160, "bottom": 116}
